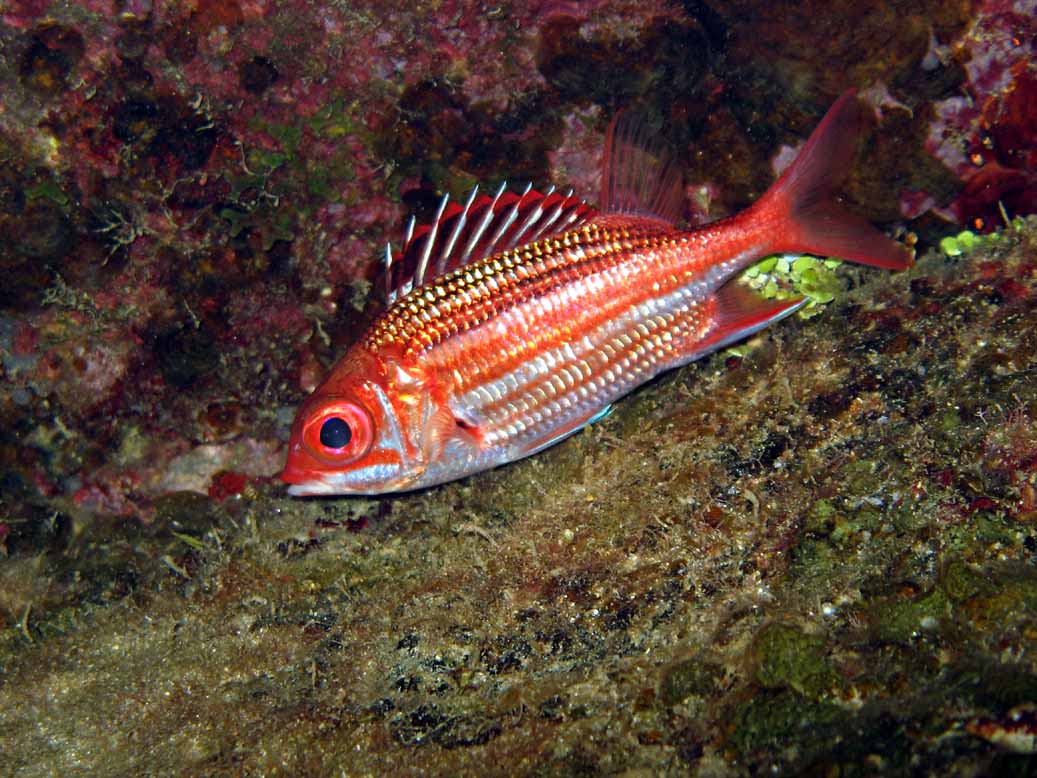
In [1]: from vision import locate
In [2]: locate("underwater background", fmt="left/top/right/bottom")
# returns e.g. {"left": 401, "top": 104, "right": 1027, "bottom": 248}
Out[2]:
{"left": 2, "top": 0, "right": 1037, "bottom": 775}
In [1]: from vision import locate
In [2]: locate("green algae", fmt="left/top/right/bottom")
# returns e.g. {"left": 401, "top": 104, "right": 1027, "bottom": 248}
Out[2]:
{"left": 939, "top": 559, "right": 998, "bottom": 603}
{"left": 964, "top": 568, "right": 1037, "bottom": 627}
{"left": 308, "top": 96, "right": 369, "bottom": 141}
{"left": 730, "top": 689, "right": 848, "bottom": 757}
{"left": 868, "top": 589, "right": 951, "bottom": 644}
{"left": 737, "top": 254, "right": 846, "bottom": 323}
{"left": 943, "top": 511, "right": 1020, "bottom": 553}
{"left": 25, "top": 177, "right": 70, "bottom": 207}
{"left": 751, "top": 622, "right": 839, "bottom": 699}
{"left": 938, "top": 217, "right": 1030, "bottom": 258}
{"left": 659, "top": 656, "right": 722, "bottom": 705}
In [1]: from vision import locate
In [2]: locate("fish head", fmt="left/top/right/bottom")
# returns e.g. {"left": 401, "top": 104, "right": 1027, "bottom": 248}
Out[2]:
{"left": 281, "top": 348, "right": 449, "bottom": 495}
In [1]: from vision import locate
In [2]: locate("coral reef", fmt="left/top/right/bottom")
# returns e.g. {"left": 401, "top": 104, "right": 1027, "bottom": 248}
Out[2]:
{"left": 1, "top": 1, "right": 1037, "bottom": 775}
{"left": 3, "top": 216, "right": 1037, "bottom": 776}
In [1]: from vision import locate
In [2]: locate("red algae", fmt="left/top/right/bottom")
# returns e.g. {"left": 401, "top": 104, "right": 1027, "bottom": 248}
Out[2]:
{"left": 207, "top": 469, "right": 250, "bottom": 501}
{"left": 1, "top": 2, "right": 1037, "bottom": 773}
{"left": 926, "top": 0, "right": 1037, "bottom": 229}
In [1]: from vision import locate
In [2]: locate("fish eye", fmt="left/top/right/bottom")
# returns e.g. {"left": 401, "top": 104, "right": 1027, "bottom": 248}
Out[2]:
{"left": 300, "top": 399, "right": 373, "bottom": 463}
{"left": 319, "top": 417, "right": 352, "bottom": 449}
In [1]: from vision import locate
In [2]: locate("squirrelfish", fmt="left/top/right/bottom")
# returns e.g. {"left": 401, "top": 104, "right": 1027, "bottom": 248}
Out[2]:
{"left": 281, "top": 90, "right": 912, "bottom": 495}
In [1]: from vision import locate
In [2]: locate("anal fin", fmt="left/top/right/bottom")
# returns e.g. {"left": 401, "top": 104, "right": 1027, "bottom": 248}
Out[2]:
{"left": 682, "top": 283, "right": 807, "bottom": 362}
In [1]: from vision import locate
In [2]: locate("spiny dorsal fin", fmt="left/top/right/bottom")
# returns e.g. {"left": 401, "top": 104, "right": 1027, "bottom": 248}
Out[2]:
{"left": 384, "top": 184, "right": 597, "bottom": 304}
{"left": 601, "top": 110, "right": 685, "bottom": 225}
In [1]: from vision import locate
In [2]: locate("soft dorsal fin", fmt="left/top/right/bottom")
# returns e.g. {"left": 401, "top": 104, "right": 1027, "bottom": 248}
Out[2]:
{"left": 600, "top": 110, "right": 685, "bottom": 226}
{"left": 384, "top": 184, "right": 597, "bottom": 304}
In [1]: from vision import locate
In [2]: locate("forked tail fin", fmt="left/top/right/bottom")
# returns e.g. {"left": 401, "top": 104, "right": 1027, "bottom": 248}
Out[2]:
{"left": 751, "top": 90, "right": 913, "bottom": 270}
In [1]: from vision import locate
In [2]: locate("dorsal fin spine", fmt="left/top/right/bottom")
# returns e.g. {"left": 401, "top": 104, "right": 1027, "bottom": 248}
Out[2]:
{"left": 384, "top": 184, "right": 597, "bottom": 306}
{"left": 531, "top": 189, "right": 572, "bottom": 242}
{"left": 437, "top": 185, "right": 480, "bottom": 276}
{"left": 415, "top": 193, "right": 450, "bottom": 288}
{"left": 402, "top": 215, "right": 416, "bottom": 253}
{"left": 462, "top": 182, "right": 507, "bottom": 265}
{"left": 487, "top": 182, "right": 531, "bottom": 255}
{"left": 391, "top": 216, "right": 417, "bottom": 303}
{"left": 511, "top": 185, "right": 555, "bottom": 248}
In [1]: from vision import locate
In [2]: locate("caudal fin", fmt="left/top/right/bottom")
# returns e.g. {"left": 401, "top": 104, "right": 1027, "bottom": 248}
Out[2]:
{"left": 752, "top": 90, "right": 913, "bottom": 270}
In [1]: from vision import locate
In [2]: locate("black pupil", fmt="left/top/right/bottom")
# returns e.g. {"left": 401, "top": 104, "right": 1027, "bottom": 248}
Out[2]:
{"left": 319, "top": 417, "right": 352, "bottom": 449}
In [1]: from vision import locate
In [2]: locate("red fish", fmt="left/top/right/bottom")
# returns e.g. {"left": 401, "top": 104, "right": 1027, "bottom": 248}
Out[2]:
{"left": 281, "top": 90, "right": 912, "bottom": 495}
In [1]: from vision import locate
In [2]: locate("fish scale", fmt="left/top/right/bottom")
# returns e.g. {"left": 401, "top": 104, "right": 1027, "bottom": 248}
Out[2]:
{"left": 282, "top": 90, "right": 913, "bottom": 495}
{"left": 414, "top": 227, "right": 709, "bottom": 379}
{"left": 364, "top": 222, "right": 665, "bottom": 354}
{"left": 423, "top": 229, "right": 733, "bottom": 415}
{"left": 473, "top": 304, "right": 713, "bottom": 449}
{"left": 440, "top": 261, "right": 722, "bottom": 448}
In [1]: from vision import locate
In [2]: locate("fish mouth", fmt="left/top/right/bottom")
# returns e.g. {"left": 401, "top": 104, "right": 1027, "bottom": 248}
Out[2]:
{"left": 280, "top": 463, "right": 405, "bottom": 496}
{"left": 282, "top": 472, "right": 354, "bottom": 497}
{"left": 286, "top": 481, "right": 341, "bottom": 497}
{"left": 280, "top": 463, "right": 337, "bottom": 496}
{"left": 281, "top": 450, "right": 424, "bottom": 496}
{"left": 279, "top": 462, "right": 309, "bottom": 485}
